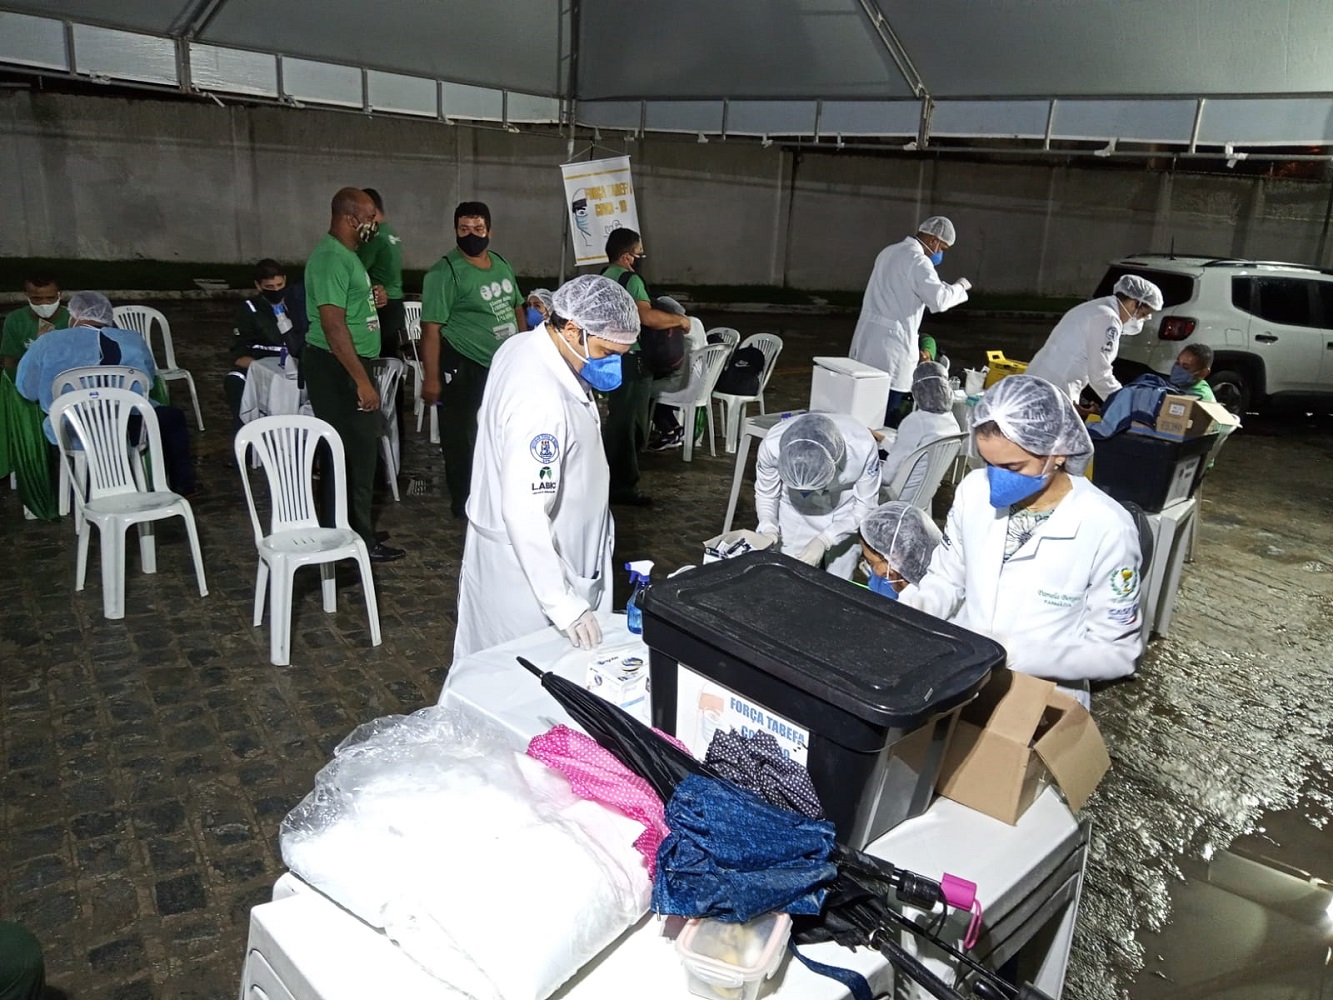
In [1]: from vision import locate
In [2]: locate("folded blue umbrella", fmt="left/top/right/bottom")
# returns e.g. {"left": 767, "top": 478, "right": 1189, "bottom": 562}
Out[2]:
{"left": 652, "top": 774, "right": 838, "bottom": 923}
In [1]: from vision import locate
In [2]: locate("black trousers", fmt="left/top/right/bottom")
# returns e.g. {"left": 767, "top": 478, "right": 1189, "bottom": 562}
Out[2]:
{"left": 376, "top": 299, "right": 406, "bottom": 359}
{"left": 603, "top": 352, "right": 652, "bottom": 498}
{"left": 438, "top": 338, "right": 489, "bottom": 516}
{"left": 301, "top": 345, "right": 379, "bottom": 546}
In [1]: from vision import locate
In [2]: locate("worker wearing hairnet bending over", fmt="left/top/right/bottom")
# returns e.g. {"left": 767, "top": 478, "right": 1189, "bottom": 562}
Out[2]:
{"left": 899, "top": 376, "right": 1143, "bottom": 706}
{"left": 859, "top": 501, "right": 942, "bottom": 599}
{"left": 850, "top": 216, "right": 971, "bottom": 425}
{"left": 879, "top": 361, "right": 961, "bottom": 496}
{"left": 1026, "top": 274, "right": 1163, "bottom": 408}
{"left": 754, "top": 412, "right": 881, "bottom": 579}
{"left": 453, "top": 274, "right": 640, "bottom": 660}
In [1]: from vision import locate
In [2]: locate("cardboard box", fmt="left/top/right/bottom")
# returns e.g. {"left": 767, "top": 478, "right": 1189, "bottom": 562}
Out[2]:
{"left": 1149, "top": 395, "right": 1239, "bottom": 440}
{"left": 936, "top": 670, "right": 1110, "bottom": 825}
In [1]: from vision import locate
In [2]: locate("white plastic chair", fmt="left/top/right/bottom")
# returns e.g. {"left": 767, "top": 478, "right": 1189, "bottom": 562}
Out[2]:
{"left": 706, "top": 327, "right": 741, "bottom": 359}
{"left": 712, "top": 333, "right": 784, "bottom": 453}
{"left": 49, "top": 388, "right": 208, "bottom": 621}
{"left": 51, "top": 365, "right": 153, "bottom": 525}
{"left": 371, "top": 358, "right": 408, "bottom": 501}
{"left": 112, "top": 305, "right": 205, "bottom": 430}
{"left": 881, "top": 432, "right": 967, "bottom": 511}
{"left": 654, "top": 343, "right": 732, "bottom": 462}
{"left": 234, "top": 415, "right": 382, "bottom": 667}
{"left": 404, "top": 301, "right": 441, "bottom": 445}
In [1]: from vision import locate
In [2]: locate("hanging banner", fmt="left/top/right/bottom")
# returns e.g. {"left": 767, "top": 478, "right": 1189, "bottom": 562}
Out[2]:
{"left": 560, "top": 156, "right": 640, "bottom": 266}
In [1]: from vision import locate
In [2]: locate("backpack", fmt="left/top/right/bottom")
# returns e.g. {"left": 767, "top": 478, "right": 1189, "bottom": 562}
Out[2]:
{"left": 608, "top": 269, "right": 685, "bottom": 378}
{"left": 714, "top": 345, "right": 766, "bottom": 396}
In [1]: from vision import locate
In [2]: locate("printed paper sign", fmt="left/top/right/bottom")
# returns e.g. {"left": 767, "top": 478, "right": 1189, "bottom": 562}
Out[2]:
{"left": 675, "top": 664, "right": 809, "bottom": 766}
{"left": 560, "top": 156, "right": 640, "bottom": 266}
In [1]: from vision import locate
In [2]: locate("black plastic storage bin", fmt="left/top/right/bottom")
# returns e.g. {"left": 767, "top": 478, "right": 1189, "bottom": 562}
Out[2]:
{"left": 1091, "top": 431, "right": 1215, "bottom": 513}
{"left": 642, "top": 552, "right": 1004, "bottom": 849}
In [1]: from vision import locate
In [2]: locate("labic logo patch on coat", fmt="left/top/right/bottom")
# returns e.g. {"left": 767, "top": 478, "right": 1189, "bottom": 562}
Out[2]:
{"left": 530, "top": 433, "right": 560, "bottom": 463}
{"left": 532, "top": 466, "right": 557, "bottom": 493}
{"left": 1108, "top": 567, "right": 1138, "bottom": 598}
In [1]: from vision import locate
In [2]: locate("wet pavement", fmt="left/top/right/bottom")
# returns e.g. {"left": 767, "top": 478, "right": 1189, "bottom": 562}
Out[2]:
{"left": 1, "top": 301, "right": 1330, "bottom": 999}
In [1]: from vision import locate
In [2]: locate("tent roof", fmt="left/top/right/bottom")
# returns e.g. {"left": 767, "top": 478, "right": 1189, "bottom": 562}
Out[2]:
{"left": 3, "top": 0, "right": 1333, "bottom": 147}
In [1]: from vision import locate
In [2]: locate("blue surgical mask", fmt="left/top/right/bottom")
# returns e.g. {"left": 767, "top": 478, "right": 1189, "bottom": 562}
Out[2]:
{"left": 572, "top": 332, "right": 623, "bottom": 392}
{"left": 929, "top": 250, "right": 944, "bottom": 266}
{"left": 867, "top": 572, "right": 900, "bottom": 599}
{"left": 526, "top": 306, "right": 544, "bottom": 328}
{"left": 987, "top": 465, "right": 1048, "bottom": 508}
{"left": 1168, "top": 363, "right": 1196, "bottom": 389}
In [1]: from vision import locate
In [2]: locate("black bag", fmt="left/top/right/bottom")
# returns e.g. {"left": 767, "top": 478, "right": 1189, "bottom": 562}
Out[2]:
{"left": 609, "top": 270, "right": 685, "bottom": 378}
{"left": 281, "top": 281, "right": 310, "bottom": 359}
{"left": 713, "top": 345, "right": 765, "bottom": 395}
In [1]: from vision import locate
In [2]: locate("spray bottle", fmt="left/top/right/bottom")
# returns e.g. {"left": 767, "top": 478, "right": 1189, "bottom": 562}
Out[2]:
{"left": 625, "top": 560, "right": 655, "bottom": 634}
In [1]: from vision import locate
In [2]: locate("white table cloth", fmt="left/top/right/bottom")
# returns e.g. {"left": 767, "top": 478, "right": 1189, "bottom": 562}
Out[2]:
{"left": 238, "top": 356, "right": 310, "bottom": 423}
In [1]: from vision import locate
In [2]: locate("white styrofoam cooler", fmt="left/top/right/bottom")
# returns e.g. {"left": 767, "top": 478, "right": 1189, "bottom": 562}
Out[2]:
{"left": 809, "top": 357, "right": 891, "bottom": 427}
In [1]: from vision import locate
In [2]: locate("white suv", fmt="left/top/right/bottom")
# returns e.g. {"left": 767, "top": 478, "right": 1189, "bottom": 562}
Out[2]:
{"left": 1104, "top": 254, "right": 1333, "bottom": 413}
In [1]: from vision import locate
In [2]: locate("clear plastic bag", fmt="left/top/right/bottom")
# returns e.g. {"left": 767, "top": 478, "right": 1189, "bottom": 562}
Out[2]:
{"left": 280, "top": 705, "right": 651, "bottom": 1000}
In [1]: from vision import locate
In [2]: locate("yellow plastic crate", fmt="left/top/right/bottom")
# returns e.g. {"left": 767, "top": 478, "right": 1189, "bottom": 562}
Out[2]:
{"left": 983, "top": 351, "right": 1028, "bottom": 389}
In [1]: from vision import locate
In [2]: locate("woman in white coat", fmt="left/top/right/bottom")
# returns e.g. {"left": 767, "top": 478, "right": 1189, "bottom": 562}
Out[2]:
{"left": 849, "top": 216, "right": 971, "bottom": 423}
{"left": 899, "top": 375, "right": 1143, "bottom": 704}
{"left": 880, "top": 361, "right": 962, "bottom": 497}
{"left": 754, "top": 412, "right": 881, "bottom": 579}
{"left": 453, "top": 275, "right": 640, "bottom": 661}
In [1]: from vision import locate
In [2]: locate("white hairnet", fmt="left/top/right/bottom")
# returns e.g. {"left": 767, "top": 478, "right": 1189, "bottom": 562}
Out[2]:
{"left": 653, "top": 295, "right": 686, "bottom": 316}
{"left": 917, "top": 216, "right": 957, "bottom": 245}
{"left": 527, "top": 287, "right": 553, "bottom": 310}
{"left": 912, "top": 361, "right": 952, "bottom": 413}
{"left": 778, "top": 413, "right": 846, "bottom": 491}
{"left": 551, "top": 274, "right": 641, "bottom": 345}
{"left": 67, "top": 291, "right": 115, "bottom": 326}
{"left": 971, "top": 375, "right": 1094, "bottom": 475}
{"left": 1114, "top": 274, "right": 1164, "bottom": 311}
{"left": 861, "top": 502, "right": 943, "bottom": 585}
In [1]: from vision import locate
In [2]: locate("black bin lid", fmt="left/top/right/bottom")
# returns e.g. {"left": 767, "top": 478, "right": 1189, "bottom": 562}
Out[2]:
{"left": 643, "top": 551, "right": 1004, "bottom": 728}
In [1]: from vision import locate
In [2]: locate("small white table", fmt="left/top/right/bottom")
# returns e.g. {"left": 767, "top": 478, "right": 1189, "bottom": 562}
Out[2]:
{"left": 721, "top": 410, "right": 806, "bottom": 534}
{"left": 238, "top": 356, "right": 310, "bottom": 423}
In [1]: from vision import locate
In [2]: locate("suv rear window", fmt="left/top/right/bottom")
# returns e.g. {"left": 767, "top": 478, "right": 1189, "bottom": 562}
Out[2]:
{"left": 1093, "top": 267, "right": 1196, "bottom": 308}
{"left": 1231, "top": 276, "right": 1328, "bottom": 328}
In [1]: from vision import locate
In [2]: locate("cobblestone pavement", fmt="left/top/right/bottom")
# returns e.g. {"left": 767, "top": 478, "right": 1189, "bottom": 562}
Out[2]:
{"left": 1, "top": 302, "right": 1328, "bottom": 999}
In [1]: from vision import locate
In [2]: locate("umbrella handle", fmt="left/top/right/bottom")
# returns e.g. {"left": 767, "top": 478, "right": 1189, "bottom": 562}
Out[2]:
{"left": 516, "top": 656, "right": 545, "bottom": 679}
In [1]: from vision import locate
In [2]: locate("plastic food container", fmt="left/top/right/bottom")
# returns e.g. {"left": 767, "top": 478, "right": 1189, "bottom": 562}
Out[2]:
{"left": 676, "top": 912, "right": 792, "bottom": 1000}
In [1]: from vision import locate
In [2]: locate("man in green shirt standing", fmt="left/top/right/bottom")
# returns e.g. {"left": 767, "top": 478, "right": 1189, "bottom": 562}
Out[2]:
{"left": 358, "top": 188, "right": 406, "bottom": 359}
{"left": 1169, "top": 344, "right": 1217, "bottom": 403}
{"left": 601, "top": 228, "right": 692, "bottom": 506}
{"left": 419, "top": 201, "right": 526, "bottom": 518}
{"left": 303, "top": 187, "right": 404, "bottom": 562}
{"left": 1, "top": 273, "right": 69, "bottom": 371}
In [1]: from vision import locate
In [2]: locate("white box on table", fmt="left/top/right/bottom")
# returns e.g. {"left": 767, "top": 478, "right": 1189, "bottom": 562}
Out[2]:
{"left": 810, "top": 357, "right": 891, "bottom": 427}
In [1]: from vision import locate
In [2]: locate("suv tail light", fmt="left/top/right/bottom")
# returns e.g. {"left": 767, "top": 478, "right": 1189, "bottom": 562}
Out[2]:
{"left": 1159, "top": 317, "right": 1197, "bottom": 341}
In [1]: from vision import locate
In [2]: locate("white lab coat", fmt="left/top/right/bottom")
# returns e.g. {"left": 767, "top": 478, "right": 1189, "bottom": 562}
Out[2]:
{"left": 899, "top": 469, "right": 1143, "bottom": 684}
{"left": 754, "top": 412, "right": 882, "bottom": 578}
{"left": 453, "top": 326, "right": 614, "bottom": 661}
{"left": 850, "top": 237, "right": 969, "bottom": 392}
{"left": 880, "top": 408, "right": 961, "bottom": 497}
{"left": 1025, "top": 296, "right": 1125, "bottom": 402}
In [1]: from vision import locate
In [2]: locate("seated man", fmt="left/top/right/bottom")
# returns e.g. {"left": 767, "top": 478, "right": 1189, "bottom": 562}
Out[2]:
{"left": 859, "top": 500, "right": 942, "bottom": 600}
{"left": 16, "top": 291, "right": 198, "bottom": 496}
{"left": 1, "top": 273, "right": 70, "bottom": 371}
{"left": 1168, "top": 343, "right": 1215, "bottom": 402}
{"left": 880, "top": 361, "right": 960, "bottom": 497}
{"left": 226, "top": 259, "right": 303, "bottom": 430}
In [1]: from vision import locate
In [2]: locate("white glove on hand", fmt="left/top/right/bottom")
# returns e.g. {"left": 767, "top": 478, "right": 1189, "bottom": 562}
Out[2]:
{"left": 756, "top": 530, "right": 781, "bottom": 549}
{"left": 957, "top": 277, "right": 972, "bottom": 292}
{"left": 797, "top": 535, "right": 829, "bottom": 567}
{"left": 564, "top": 610, "right": 602, "bottom": 650}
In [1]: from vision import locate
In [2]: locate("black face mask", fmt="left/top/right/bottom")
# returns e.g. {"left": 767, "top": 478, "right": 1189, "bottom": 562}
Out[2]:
{"left": 630, "top": 254, "right": 645, "bottom": 273}
{"left": 260, "top": 288, "right": 285, "bottom": 304}
{"left": 457, "top": 233, "right": 490, "bottom": 257}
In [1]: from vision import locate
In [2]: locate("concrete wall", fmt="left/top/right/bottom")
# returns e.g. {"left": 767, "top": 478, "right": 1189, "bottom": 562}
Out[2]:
{"left": 3, "top": 89, "right": 1333, "bottom": 296}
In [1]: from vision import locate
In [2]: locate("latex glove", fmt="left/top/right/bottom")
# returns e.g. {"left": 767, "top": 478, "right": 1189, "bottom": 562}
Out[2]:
{"left": 563, "top": 610, "right": 602, "bottom": 650}
{"left": 957, "top": 277, "right": 972, "bottom": 292}
{"left": 756, "top": 530, "right": 781, "bottom": 550}
{"left": 797, "top": 535, "right": 829, "bottom": 567}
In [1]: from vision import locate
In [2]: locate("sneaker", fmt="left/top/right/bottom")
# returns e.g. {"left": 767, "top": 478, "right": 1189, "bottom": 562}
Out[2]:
{"left": 369, "top": 541, "right": 406, "bottom": 563}
{"left": 648, "top": 428, "right": 685, "bottom": 452}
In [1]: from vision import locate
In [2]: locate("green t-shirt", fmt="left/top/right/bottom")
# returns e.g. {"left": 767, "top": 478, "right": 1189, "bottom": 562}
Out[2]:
{"left": 356, "top": 222, "right": 404, "bottom": 301}
{"left": 421, "top": 248, "right": 522, "bottom": 367}
{"left": 305, "top": 234, "right": 381, "bottom": 357}
{"left": 1184, "top": 378, "right": 1217, "bottom": 403}
{"left": 602, "top": 265, "right": 647, "bottom": 353}
{"left": 1, "top": 305, "right": 71, "bottom": 361}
